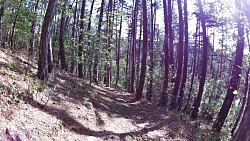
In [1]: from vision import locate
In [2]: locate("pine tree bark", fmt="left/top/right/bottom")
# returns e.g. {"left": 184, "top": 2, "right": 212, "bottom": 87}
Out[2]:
{"left": 212, "top": 0, "right": 244, "bottom": 131}
{"left": 134, "top": 0, "right": 148, "bottom": 101}
{"left": 190, "top": 0, "right": 208, "bottom": 119}
{"left": 38, "top": 0, "right": 57, "bottom": 80}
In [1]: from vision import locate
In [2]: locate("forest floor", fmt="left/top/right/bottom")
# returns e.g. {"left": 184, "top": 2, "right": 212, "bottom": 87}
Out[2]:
{"left": 0, "top": 48, "right": 213, "bottom": 141}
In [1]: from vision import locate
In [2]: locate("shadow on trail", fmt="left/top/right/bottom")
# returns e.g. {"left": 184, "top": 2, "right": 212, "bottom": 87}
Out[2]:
{"left": 23, "top": 97, "right": 111, "bottom": 137}
{"left": 45, "top": 73, "right": 176, "bottom": 134}
{"left": 1, "top": 68, "right": 188, "bottom": 139}
{"left": 22, "top": 96, "right": 169, "bottom": 140}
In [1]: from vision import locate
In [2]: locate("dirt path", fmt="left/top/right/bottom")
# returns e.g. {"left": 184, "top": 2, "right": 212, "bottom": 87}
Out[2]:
{"left": 0, "top": 48, "right": 195, "bottom": 141}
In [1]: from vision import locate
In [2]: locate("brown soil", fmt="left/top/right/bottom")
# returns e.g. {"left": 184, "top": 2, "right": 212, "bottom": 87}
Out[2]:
{"left": 0, "top": 48, "right": 205, "bottom": 141}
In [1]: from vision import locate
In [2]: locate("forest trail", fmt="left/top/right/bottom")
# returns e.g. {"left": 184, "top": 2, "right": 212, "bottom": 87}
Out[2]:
{"left": 0, "top": 48, "right": 197, "bottom": 141}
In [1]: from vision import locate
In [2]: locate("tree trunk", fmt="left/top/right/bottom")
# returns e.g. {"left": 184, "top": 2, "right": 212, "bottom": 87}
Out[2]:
{"left": 168, "top": 0, "right": 174, "bottom": 84}
{"left": 48, "top": 16, "right": 53, "bottom": 73}
{"left": 212, "top": 0, "right": 244, "bottom": 131}
{"left": 231, "top": 68, "right": 249, "bottom": 135}
{"left": 38, "top": 0, "right": 57, "bottom": 80}
{"left": 233, "top": 69, "right": 250, "bottom": 140}
{"left": 93, "top": 0, "right": 105, "bottom": 83}
{"left": 134, "top": 0, "right": 148, "bottom": 101}
{"left": 70, "top": 0, "right": 78, "bottom": 73}
{"left": 104, "top": 0, "right": 113, "bottom": 87}
{"left": 115, "top": 0, "right": 123, "bottom": 88}
{"left": 146, "top": 0, "right": 156, "bottom": 101}
{"left": 0, "top": 6, "right": 4, "bottom": 44}
{"left": 183, "top": 17, "right": 199, "bottom": 113}
{"left": 217, "top": 9, "right": 224, "bottom": 78}
{"left": 136, "top": 15, "right": 142, "bottom": 89}
{"left": 170, "top": 0, "right": 183, "bottom": 109}
{"left": 10, "top": 0, "right": 22, "bottom": 48}
{"left": 125, "top": 32, "right": 131, "bottom": 90}
{"left": 78, "top": 0, "right": 86, "bottom": 78}
{"left": 177, "top": 0, "right": 188, "bottom": 110}
{"left": 87, "top": 0, "right": 95, "bottom": 84}
{"left": 29, "top": 0, "right": 39, "bottom": 56}
{"left": 160, "top": 0, "right": 169, "bottom": 105}
{"left": 190, "top": 0, "right": 208, "bottom": 119}
{"left": 59, "top": 3, "right": 68, "bottom": 71}
{"left": 129, "top": 0, "right": 138, "bottom": 93}
{"left": 53, "top": 14, "right": 60, "bottom": 68}
{"left": 231, "top": 1, "right": 250, "bottom": 140}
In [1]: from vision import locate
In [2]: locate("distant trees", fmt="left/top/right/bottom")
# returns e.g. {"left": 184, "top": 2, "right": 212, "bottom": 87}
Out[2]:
{"left": 190, "top": 0, "right": 208, "bottom": 119}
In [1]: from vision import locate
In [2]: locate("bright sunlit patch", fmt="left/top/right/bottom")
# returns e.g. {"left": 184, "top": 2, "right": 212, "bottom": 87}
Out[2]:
{"left": 233, "top": 90, "right": 238, "bottom": 95}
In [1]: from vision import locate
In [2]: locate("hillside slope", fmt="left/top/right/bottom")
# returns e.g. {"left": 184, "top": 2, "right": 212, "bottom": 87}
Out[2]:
{"left": 0, "top": 48, "right": 205, "bottom": 141}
